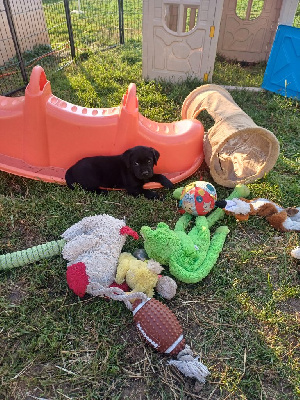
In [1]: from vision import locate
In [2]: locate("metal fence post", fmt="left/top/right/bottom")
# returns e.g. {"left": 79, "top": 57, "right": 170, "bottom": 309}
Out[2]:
{"left": 63, "top": 0, "right": 76, "bottom": 58}
{"left": 118, "top": 0, "right": 125, "bottom": 44}
{"left": 3, "top": 0, "right": 28, "bottom": 85}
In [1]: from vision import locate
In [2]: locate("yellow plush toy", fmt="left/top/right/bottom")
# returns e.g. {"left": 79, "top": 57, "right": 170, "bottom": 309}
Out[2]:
{"left": 115, "top": 252, "right": 177, "bottom": 299}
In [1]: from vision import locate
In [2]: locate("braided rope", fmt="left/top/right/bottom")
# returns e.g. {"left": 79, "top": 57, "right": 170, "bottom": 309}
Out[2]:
{"left": 168, "top": 345, "right": 210, "bottom": 383}
{"left": 87, "top": 282, "right": 148, "bottom": 310}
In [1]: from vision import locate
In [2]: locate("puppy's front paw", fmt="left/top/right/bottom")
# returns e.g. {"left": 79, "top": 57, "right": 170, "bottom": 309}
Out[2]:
{"left": 160, "top": 176, "right": 174, "bottom": 189}
{"left": 144, "top": 190, "right": 161, "bottom": 200}
{"left": 164, "top": 179, "right": 174, "bottom": 189}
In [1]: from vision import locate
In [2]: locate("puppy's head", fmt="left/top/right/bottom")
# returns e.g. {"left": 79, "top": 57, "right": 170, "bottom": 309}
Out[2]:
{"left": 123, "top": 146, "right": 160, "bottom": 180}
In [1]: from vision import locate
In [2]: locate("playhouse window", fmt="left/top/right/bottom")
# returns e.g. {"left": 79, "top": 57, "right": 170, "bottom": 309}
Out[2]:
{"left": 293, "top": 2, "right": 300, "bottom": 28}
{"left": 235, "top": 0, "right": 264, "bottom": 20}
{"left": 184, "top": 7, "right": 199, "bottom": 32}
{"left": 164, "top": 3, "right": 199, "bottom": 33}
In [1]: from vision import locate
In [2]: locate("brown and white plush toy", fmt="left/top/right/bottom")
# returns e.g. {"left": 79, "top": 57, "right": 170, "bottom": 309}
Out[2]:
{"left": 215, "top": 198, "right": 300, "bottom": 232}
{"left": 291, "top": 247, "right": 300, "bottom": 259}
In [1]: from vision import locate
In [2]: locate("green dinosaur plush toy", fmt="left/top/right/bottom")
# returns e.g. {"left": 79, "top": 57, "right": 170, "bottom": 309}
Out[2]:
{"left": 140, "top": 184, "right": 250, "bottom": 284}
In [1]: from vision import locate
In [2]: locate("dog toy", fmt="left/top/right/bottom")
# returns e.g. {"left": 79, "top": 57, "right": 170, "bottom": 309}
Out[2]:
{"left": 0, "top": 240, "right": 65, "bottom": 271}
{"left": 62, "top": 215, "right": 140, "bottom": 296}
{"left": 155, "top": 276, "right": 178, "bottom": 300}
{"left": 115, "top": 252, "right": 177, "bottom": 299}
{"left": 0, "top": 214, "right": 139, "bottom": 285}
{"left": 0, "top": 216, "right": 208, "bottom": 383}
{"left": 141, "top": 215, "right": 229, "bottom": 284}
{"left": 291, "top": 247, "right": 300, "bottom": 259}
{"left": 132, "top": 297, "right": 210, "bottom": 382}
{"left": 215, "top": 198, "right": 300, "bottom": 232}
{"left": 83, "top": 286, "right": 209, "bottom": 382}
{"left": 173, "top": 181, "right": 217, "bottom": 216}
{"left": 205, "top": 184, "right": 250, "bottom": 228}
{"left": 140, "top": 185, "right": 250, "bottom": 284}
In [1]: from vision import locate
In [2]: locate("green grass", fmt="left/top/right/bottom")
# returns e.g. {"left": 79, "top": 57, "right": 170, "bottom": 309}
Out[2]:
{"left": 0, "top": 0, "right": 142, "bottom": 95}
{"left": 43, "top": 0, "right": 142, "bottom": 53}
{"left": 1, "top": 19, "right": 300, "bottom": 400}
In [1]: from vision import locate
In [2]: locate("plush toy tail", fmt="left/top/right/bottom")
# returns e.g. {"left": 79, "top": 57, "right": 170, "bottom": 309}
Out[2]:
{"left": 168, "top": 345, "right": 210, "bottom": 383}
{"left": 0, "top": 239, "right": 65, "bottom": 270}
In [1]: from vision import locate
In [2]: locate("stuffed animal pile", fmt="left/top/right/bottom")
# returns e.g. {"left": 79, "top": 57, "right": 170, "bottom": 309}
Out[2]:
{"left": 2, "top": 181, "right": 298, "bottom": 386}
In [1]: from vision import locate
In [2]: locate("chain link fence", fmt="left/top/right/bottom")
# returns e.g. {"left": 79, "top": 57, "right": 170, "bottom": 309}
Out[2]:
{"left": 0, "top": 0, "right": 142, "bottom": 95}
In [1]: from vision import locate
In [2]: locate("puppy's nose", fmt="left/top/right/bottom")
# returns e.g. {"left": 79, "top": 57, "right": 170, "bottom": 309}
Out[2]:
{"left": 142, "top": 171, "right": 149, "bottom": 176}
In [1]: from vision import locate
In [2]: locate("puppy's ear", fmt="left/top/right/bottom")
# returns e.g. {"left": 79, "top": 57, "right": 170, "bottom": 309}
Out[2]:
{"left": 122, "top": 149, "right": 132, "bottom": 169}
{"left": 151, "top": 148, "right": 160, "bottom": 165}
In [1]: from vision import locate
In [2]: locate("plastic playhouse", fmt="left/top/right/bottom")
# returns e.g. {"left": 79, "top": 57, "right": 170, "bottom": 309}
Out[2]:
{"left": 0, "top": 66, "right": 204, "bottom": 188}
{"left": 142, "top": 0, "right": 299, "bottom": 83}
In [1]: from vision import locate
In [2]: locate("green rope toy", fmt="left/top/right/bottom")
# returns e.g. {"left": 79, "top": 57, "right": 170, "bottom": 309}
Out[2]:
{"left": 0, "top": 240, "right": 65, "bottom": 271}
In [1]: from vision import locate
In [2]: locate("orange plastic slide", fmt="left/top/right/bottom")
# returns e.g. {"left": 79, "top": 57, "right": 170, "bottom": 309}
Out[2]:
{"left": 0, "top": 66, "right": 204, "bottom": 188}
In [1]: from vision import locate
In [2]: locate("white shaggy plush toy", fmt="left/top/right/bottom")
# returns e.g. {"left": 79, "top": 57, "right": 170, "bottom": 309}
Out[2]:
{"left": 62, "top": 214, "right": 139, "bottom": 297}
{"left": 291, "top": 247, "right": 300, "bottom": 260}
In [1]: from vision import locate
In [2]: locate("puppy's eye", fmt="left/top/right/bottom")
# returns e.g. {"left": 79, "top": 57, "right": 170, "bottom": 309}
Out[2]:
{"left": 135, "top": 161, "right": 139, "bottom": 166}
{"left": 147, "top": 159, "right": 151, "bottom": 164}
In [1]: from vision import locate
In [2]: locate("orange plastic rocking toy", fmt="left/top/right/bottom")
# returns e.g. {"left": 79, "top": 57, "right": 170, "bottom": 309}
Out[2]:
{"left": 0, "top": 66, "right": 204, "bottom": 188}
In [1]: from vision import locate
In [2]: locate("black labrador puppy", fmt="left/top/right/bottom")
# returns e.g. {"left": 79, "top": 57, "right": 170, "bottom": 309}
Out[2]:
{"left": 65, "top": 146, "right": 174, "bottom": 199}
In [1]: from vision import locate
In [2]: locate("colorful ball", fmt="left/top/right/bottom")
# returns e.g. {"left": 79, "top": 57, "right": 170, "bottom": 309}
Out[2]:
{"left": 179, "top": 181, "right": 217, "bottom": 216}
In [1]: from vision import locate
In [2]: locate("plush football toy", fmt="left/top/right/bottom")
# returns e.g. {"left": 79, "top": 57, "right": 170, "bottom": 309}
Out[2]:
{"left": 132, "top": 297, "right": 210, "bottom": 382}
{"left": 173, "top": 181, "right": 217, "bottom": 216}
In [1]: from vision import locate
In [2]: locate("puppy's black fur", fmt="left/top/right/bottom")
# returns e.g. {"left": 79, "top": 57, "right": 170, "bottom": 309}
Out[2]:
{"left": 65, "top": 146, "right": 174, "bottom": 199}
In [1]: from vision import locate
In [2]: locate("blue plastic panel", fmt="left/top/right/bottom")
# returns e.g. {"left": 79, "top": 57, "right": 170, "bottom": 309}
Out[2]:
{"left": 262, "top": 25, "right": 300, "bottom": 100}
